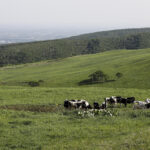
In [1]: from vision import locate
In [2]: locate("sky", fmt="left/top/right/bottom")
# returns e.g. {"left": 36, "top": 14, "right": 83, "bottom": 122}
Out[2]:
{"left": 0, "top": 0, "right": 150, "bottom": 32}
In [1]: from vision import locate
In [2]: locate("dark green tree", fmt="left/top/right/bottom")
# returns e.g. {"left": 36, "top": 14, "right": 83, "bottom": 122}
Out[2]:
{"left": 15, "top": 51, "right": 28, "bottom": 63}
{"left": 89, "top": 70, "right": 108, "bottom": 82}
{"left": 125, "top": 34, "right": 142, "bottom": 49}
{"left": 86, "top": 39, "right": 100, "bottom": 54}
{"left": 116, "top": 72, "right": 123, "bottom": 79}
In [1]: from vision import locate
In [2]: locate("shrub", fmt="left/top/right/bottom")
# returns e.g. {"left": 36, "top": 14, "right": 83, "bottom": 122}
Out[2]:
{"left": 89, "top": 70, "right": 109, "bottom": 82}
{"left": 116, "top": 72, "right": 123, "bottom": 79}
{"left": 38, "top": 80, "right": 44, "bottom": 83}
{"left": 28, "top": 81, "right": 40, "bottom": 87}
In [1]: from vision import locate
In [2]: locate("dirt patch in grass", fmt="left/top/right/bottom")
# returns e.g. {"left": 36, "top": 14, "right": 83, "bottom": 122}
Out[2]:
{"left": 0, "top": 104, "right": 63, "bottom": 113}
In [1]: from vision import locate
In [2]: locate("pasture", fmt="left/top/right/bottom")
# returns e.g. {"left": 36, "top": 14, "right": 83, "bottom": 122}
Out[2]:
{"left": 0, "top": 48, "right": 150, "bottom": 89}
{"left": 0, "top": 86, "right": 150, "bottom": 150}
{"left": 0, "top": 49, "right": 150, "bottom": 149}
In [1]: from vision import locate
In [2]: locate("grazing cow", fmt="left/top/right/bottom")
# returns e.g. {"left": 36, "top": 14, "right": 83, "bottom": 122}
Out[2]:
{"left": 116, "top": 96, "right": 135, "bottom": 107}
{"left": 115, "top": 96, "right": 122, "bottom": 103}
{"left": 78, "top": 100, "right": 92, "bottom": 109}
{"left": 134, "top": 101, "right": 147, "bottom": 105}
{"left": 144, "top": 99, "right": 150, "bottom": 109}
{"left": 64, "top": 100, "right": 78, "bottom": 108}
{"left": 101, "top": 101, "right": 106, "bottom": 109}
{"left": 134, "top": 99, "right": 150, "bottom": 109}
{"left": 116, "top": 97, "right": 127, "bottom": 107}
{"left": 93, "top": 101, "right": 106, "bottom": 109}
{"left": 64, "top": 99, "right": 92, "bottom": 109}
{"left": 105, "top": 96, "right": 135, "bottom": 107}
{"left": 64, "top": 100, "right": 70, "bottom": 108}
{"left": 145, "top": 98, "right": 150, "bottom": 104}
{"left": 126, "top": 97, "right": 135, "bottom": 103}
{"left": 93, "top": 102, "right": 100, "bottom": 109}
{"left": 145, "top": 103, "right": 150, "bottom": 109}
{"left": 105, "top": 96, "right": 117, "bottom": 105}
{"left": 133, "top": 101, "right": 147, "bottom": 109}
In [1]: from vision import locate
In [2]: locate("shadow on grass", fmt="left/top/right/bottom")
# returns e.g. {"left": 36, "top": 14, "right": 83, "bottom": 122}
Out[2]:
{"left": 0, "top": 104, "right": 64, "bottom": 113}
{"left": 78, "top": 79, "right": 116, "bottom": 85}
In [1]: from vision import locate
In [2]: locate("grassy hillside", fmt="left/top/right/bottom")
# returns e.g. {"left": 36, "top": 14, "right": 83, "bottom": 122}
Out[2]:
{"left": 0, "top": 48, "right": 150, "bottom": 149}
{"left": 0, "top": 28, "right": 150, "bottom": 65}
{"left": 1, "top": 48, "right": 150, "bottom": 89}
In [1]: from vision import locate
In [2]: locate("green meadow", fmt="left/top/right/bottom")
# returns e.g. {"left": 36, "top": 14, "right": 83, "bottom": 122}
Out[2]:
{"left": 0, "top": 49, "right": 150, "bottom": 149}
{"left": 1, "top": 48, "right": 150, "bottom": 88}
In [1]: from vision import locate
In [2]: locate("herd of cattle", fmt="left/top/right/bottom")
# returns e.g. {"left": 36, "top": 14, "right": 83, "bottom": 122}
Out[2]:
{"left": 64, "top": 96, "right": 150, "bottom": 110}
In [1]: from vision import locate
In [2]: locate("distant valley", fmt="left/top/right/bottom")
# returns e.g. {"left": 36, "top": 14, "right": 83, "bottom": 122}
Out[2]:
{"left": 0, "top": 28, "right": 86, "bottom": 44}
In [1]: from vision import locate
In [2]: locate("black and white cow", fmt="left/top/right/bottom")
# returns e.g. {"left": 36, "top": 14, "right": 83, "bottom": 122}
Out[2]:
{"left": 101, "top": 101, "right": 107, "bottom": 109}
{"left": 64, "top": 99, "right": 92, "bottom": 109}
{"left": 117, "top": 97, "right": 135, "bottom": 107}
{"left": 126, "top": 97, "right": 135, "bottom": 103}
{"left": 93, "top": 102, "right": 100, "bottom": 109}
{"left": 93, "top": 101, "right": 106, "bottom": 109}
{"left": 64, "top": 100, "right": 77, "bottom": 108}
{"left": 105, "top": 96, "right": 117, "bottom": 106}
{"left": 133, "top": 101, "right": 147, "bottom": 109}
{"left": 105, "top": 96, "right": 135, "bottom": 107}
{"left": 78, "top": 100, "right": 92, "bottom": 109}
{"left": 134, "top": 98, "right": 150, "bottom": 109}
{"left": 145, "top": 103, "right": 150, "bottom": 109}
{"left": 145, "top": 98, "right": 150, "bottom": 104}
{"left": 145, "top": 98, "right": 150, "bottom": 109}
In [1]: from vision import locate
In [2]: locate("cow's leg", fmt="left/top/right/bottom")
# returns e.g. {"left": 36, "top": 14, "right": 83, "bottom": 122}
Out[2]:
{"left": 105, "top": 99, "right": 107, "bottom": 109}
{"left": 125, "top": 100, "right": 127, "bottom": 107}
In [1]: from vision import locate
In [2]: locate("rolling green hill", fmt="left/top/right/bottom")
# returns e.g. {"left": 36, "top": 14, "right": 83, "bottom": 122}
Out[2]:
{"left": 0, "top": 28, "right": 150, "bottom": 66}
{"left": 0, "top": 47, "right": 150, "bottom": 150}
{"left": 0, "top": 48, "right": 150, "bottom": 89}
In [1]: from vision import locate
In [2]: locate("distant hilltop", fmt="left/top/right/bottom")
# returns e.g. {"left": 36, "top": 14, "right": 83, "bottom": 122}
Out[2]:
{"left": 0, "top": 27, "right": 150, "bottom": 66}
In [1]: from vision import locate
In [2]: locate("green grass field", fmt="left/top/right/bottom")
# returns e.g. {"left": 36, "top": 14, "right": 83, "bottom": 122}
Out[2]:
{"left": 0, "top": 86, "right": 150, "bottom": 150}
{"left": 0, "top": 49, "right": 150, "bottom": 149}
{"left": 1, "top": 48, "right": 150, "bottom": 89}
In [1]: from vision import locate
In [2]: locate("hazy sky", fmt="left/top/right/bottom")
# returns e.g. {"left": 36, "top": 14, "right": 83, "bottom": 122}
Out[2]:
{"left": 0, "top": 0, "right": 150, "bottom": 31}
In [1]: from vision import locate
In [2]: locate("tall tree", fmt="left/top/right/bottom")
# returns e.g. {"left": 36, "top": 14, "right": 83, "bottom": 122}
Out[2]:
{"left": 125, "top": 34, "right": 142, "bottom": 49}
{"left": 86, "top": 39, "right": 100, "bottom": 54}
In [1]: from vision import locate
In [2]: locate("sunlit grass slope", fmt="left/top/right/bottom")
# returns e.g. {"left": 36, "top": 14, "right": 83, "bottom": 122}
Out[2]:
{"left": 0, "top": 48, "right": 150, "bottom": 89}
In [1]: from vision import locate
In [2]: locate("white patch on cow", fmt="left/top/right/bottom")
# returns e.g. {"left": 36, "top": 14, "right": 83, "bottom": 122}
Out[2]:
{"left": 102, "top": 102, "right": 105, "bottom": 105}
{"left": 105, "top": 97, "right": 110, "bottom": 101}
{"left": 145, "top": 98, "right": 150, "bottom": 104}
{"left": 80, "top": 99, "right": 89, "bottom": 107}
{"left": 133, "top": 101, "right": 146, "bottom": 109}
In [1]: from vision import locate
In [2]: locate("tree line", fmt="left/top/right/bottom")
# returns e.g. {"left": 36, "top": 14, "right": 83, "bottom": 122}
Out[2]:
{"left": 0, "top": 29, "right": 150, "bottom": 66}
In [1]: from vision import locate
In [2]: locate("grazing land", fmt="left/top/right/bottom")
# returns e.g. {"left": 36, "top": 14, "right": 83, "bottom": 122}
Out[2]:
{"left": 0, "top": 49, "right": 150, "bottom": 149}
{"left": 0, "top": 87, "right": 150, "bottom": 149}
{"left": 1, "top": 48, "right": 150, "bottom": 89}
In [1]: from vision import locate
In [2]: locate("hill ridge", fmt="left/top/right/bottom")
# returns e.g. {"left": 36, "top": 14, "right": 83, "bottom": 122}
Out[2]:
{"left": 0, "top": 48, "right": 150, "bottom": 89}
{"left": 0, "top": 27, "right": 150, "bottom": 66}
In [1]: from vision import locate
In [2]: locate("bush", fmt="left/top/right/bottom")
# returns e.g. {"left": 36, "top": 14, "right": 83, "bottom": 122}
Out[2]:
{"left": 38, "top": 80, "right": 44, "bottom": 83}
{"left": 28, "top": 81, "right": 40, "bottom": 87}
{"left": 116, "top": 72, "right": 123, "bottom": 79}
{"left": 89, "top": 70, "right": 109, "bottom": 82}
